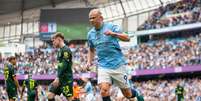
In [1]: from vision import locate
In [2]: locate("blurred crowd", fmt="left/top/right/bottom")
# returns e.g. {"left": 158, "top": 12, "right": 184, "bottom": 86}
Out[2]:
{"left": 0, "top": 33, "right": 201, "bottom": 75}
{"left": 124, "top": 33, "right": 201, "bottom": 70}
{"left": 138, "top": 0, "right": 201, "bottom": 30}
{"left": 0, "top": 78, "right": 200, "bottom": 101}
{"left": 0, "top": 1, "right": 200, "bottom": 75}
{"left": 135, "top": 78, "right": 201, "bottom": 101}
{"left": 0, "top": 48, "right": 58, "bottom": 75}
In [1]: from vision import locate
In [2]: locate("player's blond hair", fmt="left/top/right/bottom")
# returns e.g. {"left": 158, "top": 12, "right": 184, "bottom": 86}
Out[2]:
{"left": 52, "top": 32, "right": 64, "bottom": 40}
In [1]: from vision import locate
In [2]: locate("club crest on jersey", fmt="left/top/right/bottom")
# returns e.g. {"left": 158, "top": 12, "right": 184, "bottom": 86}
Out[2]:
{"left": 64, "top": 52, "right": 69, "bottom": 58}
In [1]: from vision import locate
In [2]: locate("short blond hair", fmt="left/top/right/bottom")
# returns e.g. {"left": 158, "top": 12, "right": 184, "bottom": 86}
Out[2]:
{"left": 89, "top": 9, "right": 102, "bottom": 16}
{"left": 52, "top": 32, "right": 64, "bottom": 40}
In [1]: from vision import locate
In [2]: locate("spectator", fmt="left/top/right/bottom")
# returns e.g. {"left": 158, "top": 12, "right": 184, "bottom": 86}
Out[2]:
{"left": 138, "top": 0, "right": 201, "bottom": 31}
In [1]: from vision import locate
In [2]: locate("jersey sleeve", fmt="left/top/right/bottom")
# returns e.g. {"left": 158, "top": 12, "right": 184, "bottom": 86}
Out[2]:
{"left": 112, "top": 24, "right": 122, "bottom": 33}
{"left": 87, "top": 39, "right": 94, "bottom": 48}
{"left": 4, "top": 65, "right": 9, "bottom": 80}
{"left": 87, "top": 33, "right": 94, "bottom": 48}
{"left": 9, "top": 65, "right": 16, "bottom": 77}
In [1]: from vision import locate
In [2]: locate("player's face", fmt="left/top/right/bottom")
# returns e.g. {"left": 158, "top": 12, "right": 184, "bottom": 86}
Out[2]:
{"left": 11, "top": 58, "right": 17, "bottom": 65}
{"left": 52, "top": 37, "right": 60, "bottom": 48}
{"left": 89, "top": 13, "right": 102, "bottom": 27}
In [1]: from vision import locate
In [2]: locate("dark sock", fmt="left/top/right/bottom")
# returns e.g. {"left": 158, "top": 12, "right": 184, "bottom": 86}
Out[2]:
{"left": 102, "top": 96, "right": 111, "bottom": 101}
{"left": 131, "top": 89, "right": 144, "bottom": 101}
{"left": 137, "top": 95, "right": 144, "bottom": 101}
{"left": 48, "top": 98, "right": 55, "bottom": 101}
{"left": 131, "top": 88, "right": 137, "bottom": 98}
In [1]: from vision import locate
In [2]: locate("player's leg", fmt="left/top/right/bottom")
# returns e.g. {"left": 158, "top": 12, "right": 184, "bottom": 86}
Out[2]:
{"left": 98, "top": 68, "right": 112, "bottom": 101}
{"left": 27, "top": 94, "right": 36, "bottom": 101}
{"left": 85, "top": 93, "right": 94, "bottom": 101}
{"left": 110, "top": 65, "right": 144, "bottom": 101}
{"left": 47, "top": 92, "right": 56, "bottom": 101}
{"left": 121, "top": 81, "right": 144, "bottom": 101}
{"left": 99, "top": 82, "right": 111, "bottom": 101}
{"left": 7, "top": 92, "right": 17, "bottom": 101}
{"left": 62, "top": 82, "right": 73, "bottom": 101}
{"left": 27, "top": 90, "right": 37, "bottom": 101}
{"left": 7, "top": 87, "right": 17, "bottom": 101}
{"left": 67, "top": 97, "right": 73, "bottom": 101}
{"left": 48, "top": 84, "right": 62, "bottom": 101}
{"left": 27, "top": 96, "right": 35, "bottom": 101}
{"left": 121, "top": 88, "right": 142, "bottom": 100}
{"left": 8, "top": 96, "right": 17, "bottom": 101}
{"left": 9, "top": 98, "right": 15, "bottom": 101}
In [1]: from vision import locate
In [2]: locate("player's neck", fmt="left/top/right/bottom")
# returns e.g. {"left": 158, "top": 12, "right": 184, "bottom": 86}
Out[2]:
{"left": 60, "top": 42, "right": 65, "bottom": 48}
{"left": 95, "top": 22, "right": 103, "bottom": 30}
{"left": 9, "top": 62, "right": 15, "bottom": 66}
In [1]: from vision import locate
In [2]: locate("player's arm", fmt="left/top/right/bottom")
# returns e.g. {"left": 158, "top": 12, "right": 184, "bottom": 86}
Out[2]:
{"left": 52, "top": 77, "right": 60, "bottom": 87}
{"left": 13, "top": 75, "right": 20, "bottom": 92}
{"left": 104, "top": 25, "right": 130, "bottom": 41}
{"left": 106, "top": 31, "right": 130, "bottom": 41}
{"left": 182, "top": 87, "right": 185, "bottom": 96}
{"left": 35, "top": 81, "right": 39, "bottom": 101}
{"left": 11, "top": 67, "right": 20, "bottom": 92}
{"left": 21, "top": 81, "right": 26, "bottom": 99}
{"left": 87, "top": 34, "right": 95, "bottom": 66}
{"left": 35, "top": 87, "right": 38, "bottom": 101}
{"left": 4, "top": 65, "right": 9, "bottom": 80}
{"left": 87, "top": 47, "right": 95, "bottom": 65}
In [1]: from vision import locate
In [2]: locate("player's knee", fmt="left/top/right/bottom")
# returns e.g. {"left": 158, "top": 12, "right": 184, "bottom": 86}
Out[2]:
{"left": 47, "top": 92, "right": 55, "bottom": 101}
{"left": 48, "top": 99, "right": 55, "bottom": 101}
{"left": 100, "top": 89, "right": 110, "bottom": 97}
{"left": 121, "top": 88, "right": 133, "bottom": 98}
{"left": 9, "top": 99, "right": 15, "bottom": 101}
{"left": 100, "top": 83, "right": 110, "bottom": 97}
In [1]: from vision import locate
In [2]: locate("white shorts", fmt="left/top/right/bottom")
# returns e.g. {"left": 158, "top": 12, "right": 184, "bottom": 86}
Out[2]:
{"left": 98, "top": 65, "right": 130, "bottom": 89}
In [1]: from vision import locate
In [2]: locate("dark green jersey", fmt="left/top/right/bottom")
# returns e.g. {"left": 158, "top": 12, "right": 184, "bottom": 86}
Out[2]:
{"left": 175, "top": 86, "right": 184, "bottom": 96}
{"left": 4, "top": 64, "right": 16, "bottom": 88}
{"left": 57, "top": 45, "right": 73, "bottom": 85}
{"left": 23, "top": 78, "right": 38, "bottom": 94}
{"left": 23, "top": 79, "right": 38, "bottom": 101}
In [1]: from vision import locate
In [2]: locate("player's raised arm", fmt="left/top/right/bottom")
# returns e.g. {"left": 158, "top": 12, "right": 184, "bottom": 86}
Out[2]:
{"left": 104, "top": 30, "right": 130, "bottom": 41}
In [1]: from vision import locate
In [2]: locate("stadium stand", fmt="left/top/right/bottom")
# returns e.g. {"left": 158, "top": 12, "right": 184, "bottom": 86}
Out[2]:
{"left": 138, "top": 0, "right": 201, "bottom": 30}
{"left": 0, "top": 33, "right": 200, "bottom": 75}
{"left": 0, "top": 0, "right": 201, "bottom": 101}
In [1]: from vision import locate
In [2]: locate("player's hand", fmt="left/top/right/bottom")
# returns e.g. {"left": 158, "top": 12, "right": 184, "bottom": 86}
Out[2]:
{"left": 104, "top": 30, "right": 116, "bottom": 36}
{"left": 85, "top": 62, "right": 93, "bottom": 71}
{"left": 86, "top": 61, "right": 92, "bottom": 68}
{"left": 52, "top": 78, "right": 59, "bottom": 87}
